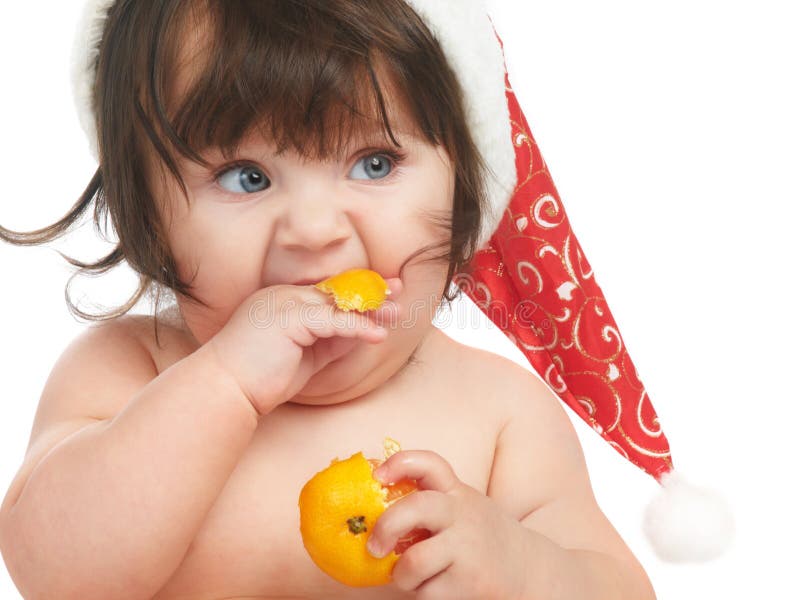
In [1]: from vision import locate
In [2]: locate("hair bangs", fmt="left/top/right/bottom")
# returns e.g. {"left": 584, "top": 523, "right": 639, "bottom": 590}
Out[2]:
{"left": 146, "top": 0, "right": 424, "bottom": 185}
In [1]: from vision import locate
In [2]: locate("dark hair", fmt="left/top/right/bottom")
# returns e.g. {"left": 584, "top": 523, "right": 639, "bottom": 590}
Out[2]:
{"left": 0, "top": 0, "right": 489, "bottom": 347}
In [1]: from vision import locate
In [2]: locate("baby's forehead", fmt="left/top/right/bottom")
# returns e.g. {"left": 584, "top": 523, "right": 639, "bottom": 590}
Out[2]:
{"left": 167, "top": 4, "right": 408, "bottom": 112}
{"left": 218, "top": 125, "right": 421, "bottom": 158}
{"left": 154, "top": 2, "right": 434, "bottom": 174}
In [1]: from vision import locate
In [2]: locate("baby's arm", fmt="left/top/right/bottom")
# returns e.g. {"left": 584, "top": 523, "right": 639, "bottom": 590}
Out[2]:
{"left": 486, "top": 358, "right": 656, "bottom": 599}
{"left": 0, "top": 319, "right": 259, "bottom": 599}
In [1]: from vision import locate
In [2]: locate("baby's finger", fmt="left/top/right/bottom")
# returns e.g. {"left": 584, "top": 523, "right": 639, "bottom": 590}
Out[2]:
{"left": 366, "top": 297, "right": 400, "bottom": 330}
{"left": 366, "top": 490, "right": 452, "bottom": 559}
{"left": 362, "top": 277, "right": 402, "bottom": 328}
{"left": 373, "top": 450, "right": 461, "bottom": 493}
{"left": 389, "top": 534, "right": 453, "bottom": 596}
{"left": 304, "top": 303, "right": 387, "bottom": 343}
{"left": 384, "top": 276, "right": 403, "bottom": 297}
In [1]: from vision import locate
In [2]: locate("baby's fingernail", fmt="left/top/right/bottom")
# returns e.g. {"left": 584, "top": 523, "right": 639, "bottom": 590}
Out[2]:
{"left": 367, "top": 539, "right": 386, "bottom": 558}
{"left": 386, "top": 277, "right": 403, "bottom": 295}
{"left": 372, "top": 466, "right": 388, "bottom": 482}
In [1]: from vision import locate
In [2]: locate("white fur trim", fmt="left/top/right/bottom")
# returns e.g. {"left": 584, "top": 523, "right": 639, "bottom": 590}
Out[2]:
{"left": 643, "top": 470, "right": 736, "bottom": 563}
{"left": 70, "top": 0, "right": 518, "bottom": 247}
{"left": 404, "top": 0, "right": 517, "bottom": 249}
{"left": 70, "top": 0, "right": 116, "bottom": 160}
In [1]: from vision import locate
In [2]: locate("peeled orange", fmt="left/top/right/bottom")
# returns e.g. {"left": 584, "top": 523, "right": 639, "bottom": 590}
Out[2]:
{"left": 314, "top": 268, "right": 390, "bottom": 312}
{"left": 298, "top": 437, "right": 431, "bottom": 587}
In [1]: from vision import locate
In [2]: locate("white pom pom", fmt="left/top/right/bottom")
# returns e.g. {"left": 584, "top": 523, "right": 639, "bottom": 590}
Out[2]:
{"left": 642, "top": 470, "right": 735, "bottom": 563}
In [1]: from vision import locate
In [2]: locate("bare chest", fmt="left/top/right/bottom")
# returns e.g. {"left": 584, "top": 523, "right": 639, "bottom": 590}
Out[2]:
{"left": 146, "top": 325, "right": 503, "bottom": 599}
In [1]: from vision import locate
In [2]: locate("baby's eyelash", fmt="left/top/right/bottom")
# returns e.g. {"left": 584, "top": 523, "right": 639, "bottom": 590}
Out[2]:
{"left": 211, "top": 160, "right": 255, "bottom": 182}
{"left": 355, "top": 147, "right": 408, "bottom": 165}
{"left": 354, "top": 148, "right": 409, "bottom": 181}
{"left": 210, "top": 148, "right": 409, "bottom": 185}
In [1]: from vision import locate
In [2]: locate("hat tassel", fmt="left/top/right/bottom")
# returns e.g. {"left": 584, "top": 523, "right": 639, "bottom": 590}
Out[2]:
{"left": 643, "top": 469, "right": 735, "bottom": 562}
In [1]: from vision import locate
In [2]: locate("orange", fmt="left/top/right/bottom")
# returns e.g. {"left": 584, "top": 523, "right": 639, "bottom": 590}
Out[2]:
{"left": 298, "top": 437, "right": 431, "bottom": 587}
{"left": 314, "top": 268, "right": 390, "bottom": 312}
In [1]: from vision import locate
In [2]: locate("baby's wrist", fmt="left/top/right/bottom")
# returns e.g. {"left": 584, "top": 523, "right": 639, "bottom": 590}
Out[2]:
{"left": 194, "top": 341, "right": 262, "bottom": 422}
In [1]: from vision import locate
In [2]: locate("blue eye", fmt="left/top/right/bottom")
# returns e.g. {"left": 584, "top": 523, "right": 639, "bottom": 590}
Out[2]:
{"left": 217, "top": 165, "right": 270, "bottom": 194}
{"left": 350, "top": 154, "right": 395, "bottom": 180}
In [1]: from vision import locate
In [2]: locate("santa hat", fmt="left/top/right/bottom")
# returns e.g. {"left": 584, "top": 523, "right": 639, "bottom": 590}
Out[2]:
{"left": 71, "top": 0, "right": 734, "bottom": 563}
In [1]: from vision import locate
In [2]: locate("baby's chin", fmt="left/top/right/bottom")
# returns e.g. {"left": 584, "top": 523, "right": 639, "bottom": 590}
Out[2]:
{"left": 289, "top": 344, "right": 377, "bottom": 406}
{"left": 289, "top": 337, "right": 412, "bottom": 406}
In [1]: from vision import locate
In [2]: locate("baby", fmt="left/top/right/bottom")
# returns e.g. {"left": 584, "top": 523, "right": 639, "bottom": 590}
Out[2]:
{"left": 0, "top": 1, "right": 656, "bottom": 599}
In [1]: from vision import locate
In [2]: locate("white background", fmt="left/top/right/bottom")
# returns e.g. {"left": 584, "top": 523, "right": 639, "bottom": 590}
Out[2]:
{"left": 1, "top": 1, "right": 797, "bottom": 598}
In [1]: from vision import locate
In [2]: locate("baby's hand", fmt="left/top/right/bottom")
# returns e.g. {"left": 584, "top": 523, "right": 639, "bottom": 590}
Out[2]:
{"left": 366, "top": 450, "right": 532, "bottom": 599}
{"left": 207, "top": 278, "right": 402, "bottom": 415}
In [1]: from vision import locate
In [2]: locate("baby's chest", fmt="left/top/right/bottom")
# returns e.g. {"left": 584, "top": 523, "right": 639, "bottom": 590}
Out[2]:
{"left": 151, "top": 392, "right": 502, "bottom": 599}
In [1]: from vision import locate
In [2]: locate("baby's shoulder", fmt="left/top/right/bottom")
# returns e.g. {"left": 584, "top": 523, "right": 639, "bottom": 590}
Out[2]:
{"left": 431, "top": 331, "right": 553, "bottom": 425}
{"left": 122, "top": 308, "right": 198, "bottom": 375}
{"left": 35, "top": 315, "right": 159, "bottom": 426}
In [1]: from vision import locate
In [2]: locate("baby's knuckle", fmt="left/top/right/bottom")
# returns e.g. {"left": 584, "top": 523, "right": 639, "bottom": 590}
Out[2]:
{"left": 298, "top": 303, "right": 328, "bottom": 328}
{"left": 412, "top": 489, "right": 437, "bottom": 508}
{"left": 393, "top": 550, "right": 424, "bottom": 590}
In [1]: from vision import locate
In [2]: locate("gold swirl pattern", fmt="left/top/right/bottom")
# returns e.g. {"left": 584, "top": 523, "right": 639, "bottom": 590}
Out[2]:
{"left": 562, "top": 235, "right": 580, "bottom": 287}
{"left": 545, "top": 364, "right": 568, "bottom": 394}
{"left": 552, "top": 306, "right": 571, "bottom": 323}
{"left": 564, "top": 370, "right": 623, "bottom": 432}
{"left": 618, "top": 425, "right": 672, "bottom": 459}
{"left": 573, "top": 298, "right": 623, "bottom": 364}
{"left": 513, "top": 327, "right": 559, "bottom": 352}
{"left": 533, "top": 194, "right": 563, "bottom": 229}
{"left": 538, "top": 244, "right": 559, "bottom": 259}
{"left": 510, "top": 120, "right": 537, "bottom": 190}
{"left": 516, "top": 260, "right": 543, "bottom": 292}
{"left": 637, "top": 390, "right": 663, "bottom": 438}
{"left": 457, "top": 50, "right": 673, "bottom": 481}
{"left": 620, "top": 351, "right": 646, "bottom": 392}
{"left": 576, "top": 396, "right": 596, "bottom": 417}
{"left": 577, "top": 244, "right": 593, "bottom": 280}
{"left": 472, "top": 282, "right": 493, "bottom": 310}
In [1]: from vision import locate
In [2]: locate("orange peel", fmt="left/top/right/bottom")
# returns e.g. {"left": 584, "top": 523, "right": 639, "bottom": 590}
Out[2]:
{"left": 298, "top": 437, "right": 431, "bottom": 587}
{"left": 314, "top": 268, "right": 390, "bottom": 312}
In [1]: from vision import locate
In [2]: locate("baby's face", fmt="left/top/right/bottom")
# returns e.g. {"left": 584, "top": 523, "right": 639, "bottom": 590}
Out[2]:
{"left": 151, "top": 116, "right": 455, "bottom": 405}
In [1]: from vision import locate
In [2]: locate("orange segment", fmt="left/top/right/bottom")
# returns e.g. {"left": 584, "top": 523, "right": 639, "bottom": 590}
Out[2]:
{"left": 297, "top": 437, "right": 432, "bottom": 587}
{"left": 314, "top": 268, "right": 390, "bottom": 312}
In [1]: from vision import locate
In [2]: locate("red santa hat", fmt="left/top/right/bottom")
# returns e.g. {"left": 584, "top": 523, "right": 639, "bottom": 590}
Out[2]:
{"left": 71, "top": 0, "right": 734, "bottom": 563}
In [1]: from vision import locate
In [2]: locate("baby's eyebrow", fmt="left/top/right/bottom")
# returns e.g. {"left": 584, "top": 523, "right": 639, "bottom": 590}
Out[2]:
{"left": 179, "top": 128, "right": 418, "bottom": 171}
{"left": 274, "top": 134, "right": 414, "bottom": 157}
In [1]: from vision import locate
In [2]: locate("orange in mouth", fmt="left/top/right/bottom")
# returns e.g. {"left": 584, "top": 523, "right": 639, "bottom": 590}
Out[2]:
{"left": 314, "top": 268, "right": 390, "bottom": 312}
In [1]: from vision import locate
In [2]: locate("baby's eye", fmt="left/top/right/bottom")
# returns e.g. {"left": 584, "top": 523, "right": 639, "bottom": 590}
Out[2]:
{"left": 349, "top": 153, "right": 396, "bottom": 181}
{"left": 217, "top": 164, "right": 270, "bottom": 194}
